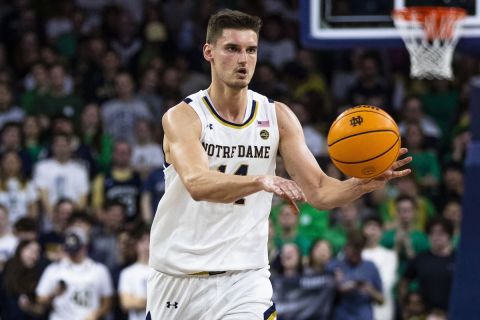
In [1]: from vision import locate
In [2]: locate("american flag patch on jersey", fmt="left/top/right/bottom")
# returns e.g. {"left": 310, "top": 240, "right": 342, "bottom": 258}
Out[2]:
{"left": 257, "top": 120, "right": 270, "bottom": 127}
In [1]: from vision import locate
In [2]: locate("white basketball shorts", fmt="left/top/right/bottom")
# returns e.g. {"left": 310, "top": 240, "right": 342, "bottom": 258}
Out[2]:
{"left": 146, "top": 267, "right": 277, "bottom": 320}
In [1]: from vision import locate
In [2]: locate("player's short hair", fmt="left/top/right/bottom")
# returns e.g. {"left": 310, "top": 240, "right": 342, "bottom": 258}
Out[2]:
{"left": 206, "top": 9, "right": 262, "bottom": 44}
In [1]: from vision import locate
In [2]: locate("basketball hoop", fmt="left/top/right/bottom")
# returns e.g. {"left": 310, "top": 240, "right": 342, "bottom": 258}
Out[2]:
{"left": 392, "top": 7, "right": 467, "bottom": 79}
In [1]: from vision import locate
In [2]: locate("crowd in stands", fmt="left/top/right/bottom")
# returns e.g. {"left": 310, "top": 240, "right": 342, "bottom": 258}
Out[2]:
{"left": 0, "top": 0, "right": 471, "bottom": 319}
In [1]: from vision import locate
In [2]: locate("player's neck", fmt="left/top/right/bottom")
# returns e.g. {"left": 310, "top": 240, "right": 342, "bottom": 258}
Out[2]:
{"left": 207, "top": 84, "right": 248, "bottom": 123}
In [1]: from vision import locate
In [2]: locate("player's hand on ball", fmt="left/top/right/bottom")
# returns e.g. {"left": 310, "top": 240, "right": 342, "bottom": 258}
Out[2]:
{"left": 358, "top": 148, "right": 412, "bottom": 192}
{"left": 258, "top": 176, "right": 306, "bottom": 213}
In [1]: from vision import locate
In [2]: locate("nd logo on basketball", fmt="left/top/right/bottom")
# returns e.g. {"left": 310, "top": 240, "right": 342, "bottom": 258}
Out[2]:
{"left": 260, "top": 129, "right": 269, "bottom": 140}
{"left": 350, "top": 116, "right": 363, "bottom": 127}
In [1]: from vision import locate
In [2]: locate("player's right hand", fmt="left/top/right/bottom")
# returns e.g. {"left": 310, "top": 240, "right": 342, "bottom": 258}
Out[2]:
{"left": 258, "top": 176, "right": 306, "bottom": 204}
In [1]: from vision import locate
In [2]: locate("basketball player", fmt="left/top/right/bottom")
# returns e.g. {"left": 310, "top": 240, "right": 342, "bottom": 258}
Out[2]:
{"left": 147, "top": 9, "right": 412, "bottom": 320}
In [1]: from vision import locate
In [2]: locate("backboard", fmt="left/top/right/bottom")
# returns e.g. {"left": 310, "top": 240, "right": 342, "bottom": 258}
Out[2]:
{"left": 300, "top": 0, "right": 480, "bottom": 48}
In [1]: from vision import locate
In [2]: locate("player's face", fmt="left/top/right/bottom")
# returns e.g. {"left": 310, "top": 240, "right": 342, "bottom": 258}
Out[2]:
{"left": 205, "top": 28, "right": 258, "bottom": 89}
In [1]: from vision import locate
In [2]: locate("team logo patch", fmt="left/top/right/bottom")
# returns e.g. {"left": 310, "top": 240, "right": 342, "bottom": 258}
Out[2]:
{"left": 260, "top": 129, "right": 269, "bottom": 140}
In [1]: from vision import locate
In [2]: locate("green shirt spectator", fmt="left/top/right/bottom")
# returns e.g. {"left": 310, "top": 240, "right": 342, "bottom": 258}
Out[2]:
{"left": 274, "top": 202, "right": 312, "bottom": 256}
{"left": 31, "top": 64, "right": 83, "bottom": 126}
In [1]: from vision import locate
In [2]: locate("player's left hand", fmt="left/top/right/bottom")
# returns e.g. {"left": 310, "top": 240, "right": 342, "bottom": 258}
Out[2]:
{"left": 357, "top": 148, "right": 412, "bottom": 192}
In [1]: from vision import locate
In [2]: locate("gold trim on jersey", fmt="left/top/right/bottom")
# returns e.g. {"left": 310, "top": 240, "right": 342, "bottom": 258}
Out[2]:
{"left": 201, "top": 96, "right": 258, "bottom": 129}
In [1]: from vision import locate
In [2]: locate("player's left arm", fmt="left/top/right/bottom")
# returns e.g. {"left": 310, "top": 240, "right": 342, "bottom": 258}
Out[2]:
{"left": 276, "top": 102, "right": 411, "bottom": 210}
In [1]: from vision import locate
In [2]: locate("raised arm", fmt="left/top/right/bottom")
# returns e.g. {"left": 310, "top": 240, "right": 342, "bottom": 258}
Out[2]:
{"left": 163, "top": 102, "right": 305, "bottom": 204}
{"left": 276, "top": 102, "right": 411, "bottom": 210}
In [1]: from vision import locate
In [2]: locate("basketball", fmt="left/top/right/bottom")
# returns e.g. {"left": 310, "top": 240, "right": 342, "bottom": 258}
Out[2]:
{"left": 327, "top": 105, "right": 401, "bottom": 179}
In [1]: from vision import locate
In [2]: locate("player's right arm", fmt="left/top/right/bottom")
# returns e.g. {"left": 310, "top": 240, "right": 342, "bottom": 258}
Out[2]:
{"left": 163, "top": 102, "right": 305, "bottom": 204}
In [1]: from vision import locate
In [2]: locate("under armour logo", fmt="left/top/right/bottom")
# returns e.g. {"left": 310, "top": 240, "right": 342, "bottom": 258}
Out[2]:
{"left": 207, "top": 123, "right": 213, "bottom": 130}
{"left": 166, "top": 301, "right": 178, "bottom": 309}
{"left": 350, "top": 116, "right": 363, "bottom": 127}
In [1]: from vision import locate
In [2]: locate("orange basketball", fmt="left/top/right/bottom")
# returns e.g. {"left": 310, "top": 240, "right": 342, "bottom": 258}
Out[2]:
{"left": 327, "top": 105, "right": 400, "bottom": 179}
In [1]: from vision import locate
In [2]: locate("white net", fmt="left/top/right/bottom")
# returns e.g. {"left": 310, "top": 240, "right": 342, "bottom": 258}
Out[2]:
{"left": 393, "top": 8, "right": 466, "bottom": 79}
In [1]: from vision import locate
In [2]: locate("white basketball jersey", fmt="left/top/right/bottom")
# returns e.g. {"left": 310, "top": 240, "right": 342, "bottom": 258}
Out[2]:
{"left": 150, "top": 89, "right": 279, "bottom": 275}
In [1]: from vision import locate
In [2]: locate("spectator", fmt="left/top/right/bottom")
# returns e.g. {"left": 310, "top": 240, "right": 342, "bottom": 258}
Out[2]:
{"left": 404, "top": 122, "right": 441, "bottom": 194}
{"left": 421, "top": 80, "right": 459, "bottom": 149}
{"left": 274, "top": 203, "right": 311, "bottom": 257}
{"left": 401, "top": 217, "right": 456, "bottom": 313}
{"left": 33, "top": 133, "right": 89, "bottom": 218}
{"left": 79, "top": 103, "right": 113, "bottom": 174}
{"left": 442, "top": 196, "right": 462, "bottom": 247}
{"left": 13, "top": 31, "right": 40, "bottom": 76}
{"left": 290, "top": 101, "right": 327, "bottom": 158}
{"left": 22, "top": 116, "right": 46, "bottom": 164}
{"left": 379, "top": 175, "right": 436, "bottom": 231}
{"left": 38, "top": 198, "right": 74, "bottom": 262}
{"left": 110, "top": 11, "right": 142, "bottom": 69}
{"left": 140, "top": 166, "right": 165, "bottom": 223}
{"left": 258, "top": 15, "right": 297, "bottom": 69}
{"left": 101, "top": 71, "right": 151, "bottom": 144}
{"left": 436, "top": 162, "right": 464, "bottom": 210}
{"left": 92, "top": 141, "right": 142, "bottom": 221}
{"left": 0, "top": 151, "right": 38, "bottom": 225}
{"left": 277, "top": 242, "right": 303, "bottom": 277}
{"left": 249, "top": 62, "right": 287, "bottom": 99}
{"left": 328, "top": 231, "right": 383, "bottom": 320}
{"left": 21, "top": 63, "right": 50, "bottom": 115}
{"left": 274, "top": 240, "right": 337, "bottom": 320}
{"left": 90, "top": 200, "right": 126, "bottom": 273}
{"left": 0, "top": 82, "right": 25, "bottom": 131}
{"left": 0, "top": 122, "right": 34, "bottom": 177}
{"left": 2, "top": 239, "right": 43, "bottom": 320}
{"left": 398, "top": 95, "right": 442, "bottom": 149}
{"left": 48, "top": 114, "right": 98, "bottom": 178}
{"left": 381, "top": 195, "right": 430, "bottom": 276}
{"left": 81, "top": 49, "right": 120, "bottom": 104}
{"left": 402, "top": 291, "right": 427, "bottom": 320}
{"left": 33, "top": 63, "right": 83, "bottom": 127}
{"left": 347, "top": 52, "right": 392, "bottom": 111}
{"left": 45, "top": 1, "right": 75, "bottom": 42}
{"left": 327, "top": 232, "right": 384, "bottom": 320}
{"left": 175, "top": 55, "right": 210, "bottom": 98}
{"left": 362, "top": 215, "right": 398, "bottom": 320}
{"left": 0, "top": 205, "right": 18, "bottom": 272}
{"left": 36, "top": 227, "right": 113, "bottom": 320}
{"left": 323, "top": 202, "right": 362, "bottom": 254}
{"left": 132, "top": 119, "right": 164, "bottom": 179}
{"left": 305, "top": 239, "right": 334, "bottom": 276}
{"left": 118, "top": 226, "right": 150, "bottom": 320}
{"left": 137, "top": 68, "right": 164, "bottom": 123}
{"left": 13, "top": 217, "right": 37, "bottom": 242}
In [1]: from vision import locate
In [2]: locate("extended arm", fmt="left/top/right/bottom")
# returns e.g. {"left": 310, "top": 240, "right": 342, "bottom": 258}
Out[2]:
{"left": 163, "top": 103, "right": 305, "bottom": 203}
{"left": 277, "top": 102, "right": 411, "bottom": 210}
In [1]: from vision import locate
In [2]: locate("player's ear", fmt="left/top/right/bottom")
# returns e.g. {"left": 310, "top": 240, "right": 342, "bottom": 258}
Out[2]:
{"left": 203, "top": 43, "right": 213, "bottom": 62}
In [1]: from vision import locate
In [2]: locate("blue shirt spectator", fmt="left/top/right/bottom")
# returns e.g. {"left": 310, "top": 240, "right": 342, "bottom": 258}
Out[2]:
{"left": 327, "top": 231, "right": 383, "bottom": 320}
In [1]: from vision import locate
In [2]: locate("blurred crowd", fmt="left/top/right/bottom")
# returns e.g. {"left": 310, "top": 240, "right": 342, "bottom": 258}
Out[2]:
{"left": 0, "top": 0, "right": 472, "bottom": 319}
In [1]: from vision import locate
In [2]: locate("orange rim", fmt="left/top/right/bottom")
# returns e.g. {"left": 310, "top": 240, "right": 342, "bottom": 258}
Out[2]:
{"left": 392, "top": 6, "right": 467, "bottom": 40}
